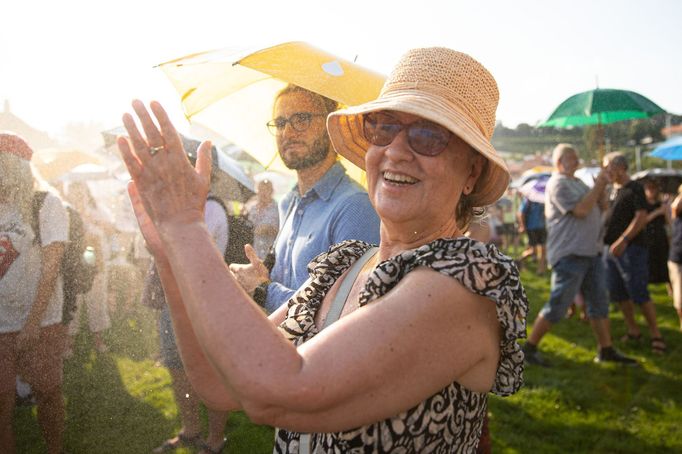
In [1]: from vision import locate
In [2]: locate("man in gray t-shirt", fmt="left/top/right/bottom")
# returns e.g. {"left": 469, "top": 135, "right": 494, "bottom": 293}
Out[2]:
{"left": 523, "top": 144, "right": 636, "bottom": 366}
{"left": 545, "top": 174, "right": 603, "bottom": 267}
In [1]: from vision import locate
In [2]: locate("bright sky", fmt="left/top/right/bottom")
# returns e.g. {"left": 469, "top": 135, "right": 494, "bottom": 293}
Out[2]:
{"left": 2, "top": 0, "right": 681, "bottom": 138}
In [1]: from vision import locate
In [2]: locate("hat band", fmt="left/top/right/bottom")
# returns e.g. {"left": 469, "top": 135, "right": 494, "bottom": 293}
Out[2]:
{"left": 380, "top": 81, "right": 491, "bottom": 139}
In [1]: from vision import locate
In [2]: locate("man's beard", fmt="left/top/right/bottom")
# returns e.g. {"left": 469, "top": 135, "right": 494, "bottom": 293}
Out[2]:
{"left": 280, "top": 134, "right": 331, "bottom": 171}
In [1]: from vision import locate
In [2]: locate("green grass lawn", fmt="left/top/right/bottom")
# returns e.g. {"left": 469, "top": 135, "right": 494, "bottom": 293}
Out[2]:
{"left": 15, "top": 265, "right": 682, "bottom": 453}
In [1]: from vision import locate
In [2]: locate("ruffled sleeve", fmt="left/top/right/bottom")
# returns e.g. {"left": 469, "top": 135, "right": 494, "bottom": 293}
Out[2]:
{"left": 359, "top": 237, "right": 528, "bottom": 396}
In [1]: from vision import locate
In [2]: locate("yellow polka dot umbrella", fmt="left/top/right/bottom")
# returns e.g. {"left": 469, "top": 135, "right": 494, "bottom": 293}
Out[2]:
{"left": 157, "top": 41, "right": 386, "bottom": 185}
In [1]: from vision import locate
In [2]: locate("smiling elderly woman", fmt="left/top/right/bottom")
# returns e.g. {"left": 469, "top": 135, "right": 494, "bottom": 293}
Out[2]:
{"left": 118, "top": 47, "right": 528, "bottom": 453}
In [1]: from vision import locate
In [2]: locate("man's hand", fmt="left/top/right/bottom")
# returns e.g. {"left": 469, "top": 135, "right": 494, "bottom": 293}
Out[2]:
{"left": 229, "top": 244, "right": 270, "bottom": 294}
{"left": 593, "top": 169, "right": 609, "bottom": 188}
{"left": 609, "top": 238, "right": 628, "bottom": 257}
{"left": 17, "top": 321, "right": 40, "bottom": 351}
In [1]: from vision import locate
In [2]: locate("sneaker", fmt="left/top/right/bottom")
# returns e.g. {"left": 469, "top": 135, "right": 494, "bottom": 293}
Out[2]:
{"left": 523, "top": 345, "right": 551, "bottom": 367}
{"left": 594, "top": 347, "right": 638, "bottom": 366}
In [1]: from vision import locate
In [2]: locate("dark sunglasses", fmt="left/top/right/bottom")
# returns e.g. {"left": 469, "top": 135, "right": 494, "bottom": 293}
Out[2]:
{"left": 362, "top": 111, "right": 452, "bottom": 156}
{"left": 267, "top": 112, "right": 326, "bottom": 135}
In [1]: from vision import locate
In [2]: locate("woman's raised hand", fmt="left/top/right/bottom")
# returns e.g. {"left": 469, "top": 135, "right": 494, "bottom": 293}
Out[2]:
{"left": 117, "top": 100, "right": 211, "bottom": 231}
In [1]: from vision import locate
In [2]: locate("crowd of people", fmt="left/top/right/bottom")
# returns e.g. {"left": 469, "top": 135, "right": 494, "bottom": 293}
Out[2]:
{"left": 0, "top": 44, "right": 678, "bottom": 454}
{"left": 514, "top": 146, "right": 680, "bottom": 366}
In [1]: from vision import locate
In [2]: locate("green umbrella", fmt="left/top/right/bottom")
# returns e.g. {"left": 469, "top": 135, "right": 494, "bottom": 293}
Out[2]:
{"left": 539, "top": 88, "right": 666, "bottom": 161}
{"left": 539, "top": 88, "right": 666, "bottom": 128}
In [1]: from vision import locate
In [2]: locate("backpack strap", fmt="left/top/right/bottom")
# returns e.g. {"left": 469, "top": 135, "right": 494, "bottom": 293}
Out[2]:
{"left": 31, "top": 191, "right": 48, "bottom": 245}
{"left": 299, "top": 246, "right": 379, "bottom": 453}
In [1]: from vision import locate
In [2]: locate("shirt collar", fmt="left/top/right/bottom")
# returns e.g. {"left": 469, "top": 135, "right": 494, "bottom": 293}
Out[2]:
{"left": 295, "top": 161, "right": 346, "bottom": 202}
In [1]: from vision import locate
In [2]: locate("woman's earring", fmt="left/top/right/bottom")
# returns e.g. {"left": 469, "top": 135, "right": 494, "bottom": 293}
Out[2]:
{"left": 464, "top": 185, "right": 471, "bottom": 194}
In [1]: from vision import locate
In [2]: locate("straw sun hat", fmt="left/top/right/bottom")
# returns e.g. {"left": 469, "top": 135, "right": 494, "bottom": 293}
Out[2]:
{"left": 327, "top": 47, "right": 510, "bottom": 207}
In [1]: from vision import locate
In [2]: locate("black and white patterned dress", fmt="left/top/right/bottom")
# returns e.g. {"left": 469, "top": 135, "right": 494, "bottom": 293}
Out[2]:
{"left": 275, "top": 238, "right": 528, "bottom": 453}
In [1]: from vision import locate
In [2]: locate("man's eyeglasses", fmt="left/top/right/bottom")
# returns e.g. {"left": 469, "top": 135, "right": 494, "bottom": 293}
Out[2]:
{"left": 267, "top": 112, "right": 326, "bottom": 135}
{"left": 362, "top": 111, "right": 452, "bottom": 157}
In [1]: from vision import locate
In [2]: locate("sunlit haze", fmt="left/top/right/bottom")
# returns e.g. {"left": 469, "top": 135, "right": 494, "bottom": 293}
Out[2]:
{"left": 3, "top": 0, "right": 681, "bottom": 138}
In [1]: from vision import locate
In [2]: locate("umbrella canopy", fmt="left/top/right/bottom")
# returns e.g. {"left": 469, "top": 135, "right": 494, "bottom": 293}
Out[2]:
{"left": 631, "top": 168, "right": 682, "bottom": 194}
{"left": 31, "top": 148, "right": 103, "bottom": 182}
{"left": 575, "top": 166, "right": 601, "bottom": 187}
{"left": 518, "top": 173, "right": 550, "bottom": 203}
{"left": 157, "top": 41, "right": 386, "bottom": 182}
{"left": 180, "top": 135, "right": 255, "bottom": 203}
{"left": 510, "top": 166, "right": 552, "bottom": 189}
{"left": 539, "top": 88, "right": 666, "bottom": 128}
{"left": 650, "top": 136, "right": 682, "bottom": 160}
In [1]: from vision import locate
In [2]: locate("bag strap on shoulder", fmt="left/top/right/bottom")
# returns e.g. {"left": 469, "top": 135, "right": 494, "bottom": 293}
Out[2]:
{"left": 299, "top": 246, "right": 379, "bottom": 454}
{"left": 322, "top": 246, "right": 379, "bottom": 330}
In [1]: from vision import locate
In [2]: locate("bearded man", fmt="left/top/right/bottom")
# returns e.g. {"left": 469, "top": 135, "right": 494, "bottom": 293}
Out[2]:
{"left": 231, "top": 85, "right": 380, "bottom": 312}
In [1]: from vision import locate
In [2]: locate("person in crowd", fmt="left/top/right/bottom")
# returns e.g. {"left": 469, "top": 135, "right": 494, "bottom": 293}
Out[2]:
{"left": 229, "top": 84, "right": 380, "bottom": 313}
{"left": 117, "top": 47, "right": 528, "bottom": 452}
{"left": 642, "top": 178, "right": 671, "bottom": 288}
{"left": 667, "top": 184, "right": 682, "bottom": 331}
{"left": 516, "top": 195, "right": 547, "bottom": 274}
{"left": 62, "top": 181, "right": 111, "bottom": 355}
{"left": 141, "top": 146, "right": 231, "bottom": 454}
{"left": 602, "top": 152, "right": 666, "bottom": 354}
{"left": 0, "top": 132, "right": 68, "bottom": 454}
{"left": 524, "top": 144, "right": 637, "bottom": 366}
{"left": 497, "top": 196, "right": 517, "bottom": 250}
{"left": 244, "top": 178, "right": 279, "bottom": 260}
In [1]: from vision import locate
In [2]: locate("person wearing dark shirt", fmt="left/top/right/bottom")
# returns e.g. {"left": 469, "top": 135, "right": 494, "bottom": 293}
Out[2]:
{"left": 642, "top": 178, "right": 670, "bottom": 286}
{"left": 602, "top": 152, "right": 666, "bottom": 354}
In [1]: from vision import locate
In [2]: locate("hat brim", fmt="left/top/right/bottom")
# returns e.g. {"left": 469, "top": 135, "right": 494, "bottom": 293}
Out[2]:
{"left": 327, "top": 89, "right": 510, "bottom": 207}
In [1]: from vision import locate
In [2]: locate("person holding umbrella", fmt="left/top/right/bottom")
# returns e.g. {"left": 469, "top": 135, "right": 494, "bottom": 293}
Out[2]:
{"left": 117, "top": 47, "right": 527, "bottom": 452}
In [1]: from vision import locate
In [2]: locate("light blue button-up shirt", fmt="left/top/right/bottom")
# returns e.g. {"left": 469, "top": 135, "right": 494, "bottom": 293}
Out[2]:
{"left": 265, "top": 162, "right": 380, "bottom": 313}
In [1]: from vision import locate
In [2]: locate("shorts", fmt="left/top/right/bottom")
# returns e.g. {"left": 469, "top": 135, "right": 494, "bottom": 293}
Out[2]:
{"left": 539, "top": 254, "right": 609, "bottom": 323}
{"left": 158, "top": 306, "right": 183, "bottom": 369}
{"left": 500, "top": 223, "right": 516, "bottom": 236}
{"left": 526, "top": 229, "right": 547, "bottom": 246}
{"left": 0, "top": 323, "right": 65, "bottom": 395}
{"left": 605, "top": 244, "right": 651, "bottom": 304}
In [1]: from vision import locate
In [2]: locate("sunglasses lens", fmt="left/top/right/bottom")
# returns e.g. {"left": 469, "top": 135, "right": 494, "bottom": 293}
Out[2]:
{"left": 407, "top": 123, "right": 451, "bottom": 156}
{"left": 363, "top": 113, "right": 402, "bottom": 146}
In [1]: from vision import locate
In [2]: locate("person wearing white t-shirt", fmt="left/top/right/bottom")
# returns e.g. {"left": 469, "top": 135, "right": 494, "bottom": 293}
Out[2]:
{"left": 0, "top": 133, "right": 68, "bottom": 454}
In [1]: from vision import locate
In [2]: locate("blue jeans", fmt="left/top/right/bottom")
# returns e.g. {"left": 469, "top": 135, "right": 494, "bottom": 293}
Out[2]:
{"left": 540, "top": 254, "right": 609, "bottom": 323}
{"left": 604, "top": 244, "right": 651, "bottom": 304}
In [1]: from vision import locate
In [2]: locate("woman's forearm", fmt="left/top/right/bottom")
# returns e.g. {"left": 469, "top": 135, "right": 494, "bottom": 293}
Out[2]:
{"left": 154, "top": 255, "right": 241, "bottom": 410}
{"left": 158, "top": 220, "right": 304, "bottom": 411}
